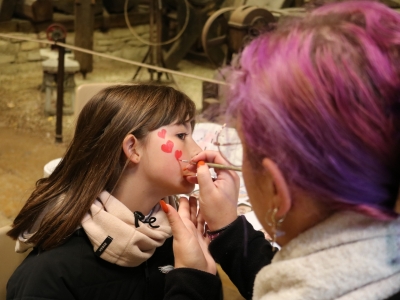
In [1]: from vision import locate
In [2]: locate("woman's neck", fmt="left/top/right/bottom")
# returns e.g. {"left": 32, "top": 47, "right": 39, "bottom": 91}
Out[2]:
{"left": 277, "top": 194, "right": 333, "bottom": 247}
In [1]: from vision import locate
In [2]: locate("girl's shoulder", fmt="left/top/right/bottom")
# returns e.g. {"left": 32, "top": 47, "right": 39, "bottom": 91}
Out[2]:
{"left": 12, "top": 229, "right": 91, "bottom": 277}
{"left": 7, "top": 231, "right": 90, "bottom": 299}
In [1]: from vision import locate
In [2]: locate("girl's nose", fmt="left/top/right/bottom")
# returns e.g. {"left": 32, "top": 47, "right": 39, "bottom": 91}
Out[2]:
{"left": 190, "top": 140, "right": 202, "bottom": 157}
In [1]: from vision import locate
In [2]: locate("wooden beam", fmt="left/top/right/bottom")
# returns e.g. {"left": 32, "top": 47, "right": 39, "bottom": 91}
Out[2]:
{"left": 74, "top": 0, "right": 94, "bottom": 76}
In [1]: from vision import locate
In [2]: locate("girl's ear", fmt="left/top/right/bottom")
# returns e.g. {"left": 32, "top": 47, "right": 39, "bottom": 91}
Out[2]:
{"left": 122, "top": 134, "right": 140, "bottom": 163}
{"left": 261, "top": 158, "right": 291, "bottom": 218}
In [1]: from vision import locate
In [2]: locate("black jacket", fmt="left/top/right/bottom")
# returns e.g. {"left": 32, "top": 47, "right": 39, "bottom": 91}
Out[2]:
{"left": 7, "top": 228, "right": 175, "bottom": 300}
{"left": 164, "top": 216, "right": 400, "bottom": 300}
{"left": 164, "top": 216, "right": 274, "bottom": 300}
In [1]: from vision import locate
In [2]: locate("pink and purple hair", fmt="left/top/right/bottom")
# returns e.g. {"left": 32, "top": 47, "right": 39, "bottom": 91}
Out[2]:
{"left": 227, "top": 1, "right": 400, "bottom": 219}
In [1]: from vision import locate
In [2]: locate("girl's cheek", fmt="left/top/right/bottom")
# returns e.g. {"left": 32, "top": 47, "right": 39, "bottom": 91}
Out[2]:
{"left": 160, "top": 140, "right": 174, "bottom": 154}
{"left": 156, "top": 134, "right": 187, "bottom": 167}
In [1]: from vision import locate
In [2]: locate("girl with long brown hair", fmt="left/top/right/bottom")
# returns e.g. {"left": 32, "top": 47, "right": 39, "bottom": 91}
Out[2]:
{"left": 6, "top": 84, "right": 212, "bottom": 300}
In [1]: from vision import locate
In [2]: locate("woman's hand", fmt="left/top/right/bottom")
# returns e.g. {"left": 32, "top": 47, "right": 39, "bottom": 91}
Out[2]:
{"left": 185, "top": 151, "right": 240, "bottom": 231}
{"left": 161, "top": 197, "right": 217, "bottom": 275}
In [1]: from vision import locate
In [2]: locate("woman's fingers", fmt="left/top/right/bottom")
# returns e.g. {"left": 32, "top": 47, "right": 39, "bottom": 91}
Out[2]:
{"left": 161, "top": 200, "right": 189, "bottom": 240}
{"left": 196, "top": 208, "right": 207, "bottom": 237}
{"left": 195, "top": 162, "right": 215, "bottom": 195}
{"left": 189, "top": 196, "right": 198, "bottom": 226}
{"left": 184, "top": 150, "right": 239, "bottom": 186}
{"left": 192, "top": 150, "right": 229, "bottom": 165}
{"left": 161, "top": 199, "right": 216, "bottom": 274}
{"left": 186, "top": 151, "right": 240, "bottom": 232}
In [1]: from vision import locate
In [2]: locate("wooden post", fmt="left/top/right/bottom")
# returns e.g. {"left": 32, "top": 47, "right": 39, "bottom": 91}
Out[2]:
{"left": 0, "top": 0, "right": 17, "bottom": 22}
{"left": 74, "top": 0, "right": 94, "bottom": 77}
{"left": 294, "top": 0, "right": 304, "bottom": 7}
{"left": 14, "top": 0, "right": 53, "bottom": 22}
{"left": 55, "top": 40, "right": 65, "bottom": 143}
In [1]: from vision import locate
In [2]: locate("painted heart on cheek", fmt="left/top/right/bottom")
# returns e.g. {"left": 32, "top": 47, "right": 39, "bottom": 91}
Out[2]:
{"left": 175, "top": 150, "right": 182, "bottom": 160}
{"left": 161, "top": 140, "right": 174, "bottom": 153}
{"left": 157, "top": 129, "right": 166, "bottom": 139}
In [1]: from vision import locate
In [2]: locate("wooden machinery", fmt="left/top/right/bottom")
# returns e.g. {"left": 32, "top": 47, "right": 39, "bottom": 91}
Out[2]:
{"left": 201, "top": 5, "right": 275, "bottom": 68}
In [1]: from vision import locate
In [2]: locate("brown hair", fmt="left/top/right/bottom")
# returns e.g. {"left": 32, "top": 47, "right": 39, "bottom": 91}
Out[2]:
{"left": 8, "top": 84, "right": 196, "bottom": 250}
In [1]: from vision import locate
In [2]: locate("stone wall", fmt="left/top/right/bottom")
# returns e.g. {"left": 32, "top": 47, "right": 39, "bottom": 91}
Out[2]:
{"left": 92, "top": 25, "right": 149, "bottom": 63}
{"left": 0, "top": 25, "right": 150, "bottom": 68}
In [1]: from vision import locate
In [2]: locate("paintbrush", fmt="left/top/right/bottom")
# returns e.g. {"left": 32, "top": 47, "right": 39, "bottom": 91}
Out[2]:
{"left": 179, "top": 160, "right": 242, "bottom": 172}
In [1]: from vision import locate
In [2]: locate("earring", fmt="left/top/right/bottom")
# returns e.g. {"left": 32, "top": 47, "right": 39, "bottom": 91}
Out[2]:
{"left": 265, "top": 207, "right": 285, "bottom": 252}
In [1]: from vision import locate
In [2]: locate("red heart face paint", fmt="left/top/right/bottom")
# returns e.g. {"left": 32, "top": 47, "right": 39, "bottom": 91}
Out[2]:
{"left": 175, "top": 150, "right": 182, "bottom": 160}
{"left": 157, "top": 129, "right": 166, "bottom": 139}
{"left": 161, "top": 140, "right": 174, "bottom": 153}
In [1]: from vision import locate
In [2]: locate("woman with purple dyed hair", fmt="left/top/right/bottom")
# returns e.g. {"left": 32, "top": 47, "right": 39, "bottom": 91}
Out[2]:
{"left": 161, "top": 1, "right": 400, "bottom": 299}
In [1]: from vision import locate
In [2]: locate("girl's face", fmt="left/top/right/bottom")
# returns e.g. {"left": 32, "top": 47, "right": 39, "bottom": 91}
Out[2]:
{"left": 139, "top": 121, "right": 202, "bottom": 196}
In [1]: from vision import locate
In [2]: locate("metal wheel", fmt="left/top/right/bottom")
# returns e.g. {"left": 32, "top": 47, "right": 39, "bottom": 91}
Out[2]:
{"left": 228, "top": 6, "right": 275, "bottom": 53}
{"left": 46, "top": 24, "right": 67, "bottom": 42}
{"left": 201, "top": 7, "right": 235, "bottom": 68}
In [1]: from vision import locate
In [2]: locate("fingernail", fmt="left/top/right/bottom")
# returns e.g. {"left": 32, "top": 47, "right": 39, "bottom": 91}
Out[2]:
{"left": 159, "top": 200, "right": 169, "bottom": 213}
{"left": 197, "top": 160, "right": 205, "bottom": 167}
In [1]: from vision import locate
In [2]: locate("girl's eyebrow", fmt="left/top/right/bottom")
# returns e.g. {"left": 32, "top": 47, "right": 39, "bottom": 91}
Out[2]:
{"left": 173, "top": 122, "right": 191, "bottom": 130}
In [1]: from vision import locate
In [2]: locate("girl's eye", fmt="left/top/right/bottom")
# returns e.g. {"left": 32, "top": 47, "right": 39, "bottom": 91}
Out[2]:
{"left": 177, "top": 133, "right": 188, "bottom": 140}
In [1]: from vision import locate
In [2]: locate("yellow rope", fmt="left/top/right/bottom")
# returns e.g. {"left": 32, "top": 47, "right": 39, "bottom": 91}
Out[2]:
{"left": 0, "top": 33, "right": 228, "bottom": 86}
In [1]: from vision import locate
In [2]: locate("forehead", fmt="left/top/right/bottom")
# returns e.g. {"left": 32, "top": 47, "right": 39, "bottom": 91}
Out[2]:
{"left": 167, "top": 121, "right": 192, "bottom": 131}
